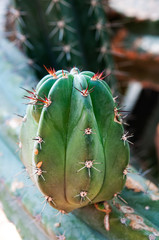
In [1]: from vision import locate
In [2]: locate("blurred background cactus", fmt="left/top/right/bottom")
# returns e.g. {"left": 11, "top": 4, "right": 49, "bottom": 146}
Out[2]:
{"left": 0, "top": 0, "right": 159, "bottom": 239}
{"left": 11, "top": 0, "right": 117, "bottom": 89}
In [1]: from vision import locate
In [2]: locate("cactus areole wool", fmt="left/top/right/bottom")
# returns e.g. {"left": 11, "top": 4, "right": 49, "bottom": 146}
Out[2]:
{"left": 20, "top": 67, "right": 129, "bottom": 213}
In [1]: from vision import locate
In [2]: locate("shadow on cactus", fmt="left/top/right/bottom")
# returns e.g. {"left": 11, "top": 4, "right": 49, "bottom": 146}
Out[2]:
{"left": 19, "top": 67, "right": 129, "bottom": 213}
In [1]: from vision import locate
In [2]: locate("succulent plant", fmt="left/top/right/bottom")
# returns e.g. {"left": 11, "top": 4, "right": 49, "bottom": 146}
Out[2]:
{"left": 20, "top": 67, "right": 129, "bottom": 213}
{"left": 12, "top": 0, "right": 117, "bottom": 90}
{"left": 1, "top": 30, "right": 159, "bottom": 239}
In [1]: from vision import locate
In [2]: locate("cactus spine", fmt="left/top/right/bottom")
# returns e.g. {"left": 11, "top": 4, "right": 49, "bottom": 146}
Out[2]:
{"left": 20, "top": 67, "right": 129, "bottom": 213}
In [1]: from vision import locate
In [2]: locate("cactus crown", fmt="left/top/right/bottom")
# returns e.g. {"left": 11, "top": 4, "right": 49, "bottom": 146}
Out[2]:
{"left": 20, "top": 67, "right": 129, "bottom": 213}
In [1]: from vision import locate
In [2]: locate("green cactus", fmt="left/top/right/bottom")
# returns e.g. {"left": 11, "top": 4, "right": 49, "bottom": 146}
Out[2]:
{"left": 1, "top": 34, "right": 159, "bottom": 240}
{"left": 12, "top": 0, "right": 117, "bottom": 89}
{"left": 20, "top": 67, "right": 129, "bottom": 213}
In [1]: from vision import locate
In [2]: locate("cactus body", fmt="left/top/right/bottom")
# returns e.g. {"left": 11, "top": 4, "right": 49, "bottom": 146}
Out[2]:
{"left": 2, "top": 33, "right": 159, "bottom": 239}
{"left": 20, "top": 68, "right": 129, "bottom": 212}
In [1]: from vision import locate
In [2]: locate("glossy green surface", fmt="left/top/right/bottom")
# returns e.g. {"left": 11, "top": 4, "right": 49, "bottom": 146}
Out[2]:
{"left": 20, "top": 68, "right": 129, "bottom": 212}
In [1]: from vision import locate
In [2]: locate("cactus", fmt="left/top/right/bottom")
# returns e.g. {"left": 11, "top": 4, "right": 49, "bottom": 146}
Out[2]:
{"left": 19, "top": 67, "right": 129, "bottom": 213}
{"left": 1, "top": 30, "right": 159, "bottom": 240}
{"left": 12, "top": 0, "right": 117, "bottom": 89}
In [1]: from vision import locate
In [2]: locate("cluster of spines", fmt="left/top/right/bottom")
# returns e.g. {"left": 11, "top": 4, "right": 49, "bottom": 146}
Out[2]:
{"left": 21, "top": 86, "right": 52, "bottom": 107}
{"left": 20, "top": 68, "right": 132, "bottom": 211}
